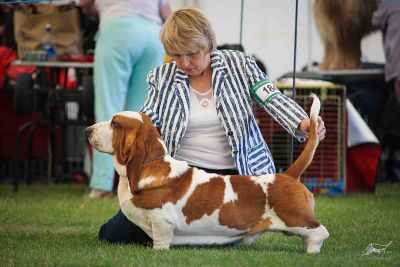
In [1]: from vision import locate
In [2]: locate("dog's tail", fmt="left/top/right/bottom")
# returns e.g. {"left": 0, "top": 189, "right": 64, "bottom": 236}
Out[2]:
{"left": 285, "top": 94, "right": 321, "bottom": 179}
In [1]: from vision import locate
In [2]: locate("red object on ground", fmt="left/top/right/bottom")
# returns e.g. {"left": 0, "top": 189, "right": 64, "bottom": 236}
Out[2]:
{"left": 0, "top": 47, "right": 17, "bottom": 89}
{"left": 346, "top": 143, "right": 382, "bottom": 192}
{"left": 346, "top": 99, "right": 382, "bottom": 193}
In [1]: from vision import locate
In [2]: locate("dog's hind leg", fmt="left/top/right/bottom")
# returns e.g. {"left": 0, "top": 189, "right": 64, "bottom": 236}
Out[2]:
{"left": 303, "top": 225, "right": 330, "bottom": 254}
{"left": 150, "top": 213, "right": 174, "bottom": 250}
{"left": 286, "top": 225, "right": 329, "bottom": 254}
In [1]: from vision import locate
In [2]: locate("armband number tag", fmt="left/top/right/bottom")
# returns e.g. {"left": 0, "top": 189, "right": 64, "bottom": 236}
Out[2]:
{"left": 250, "top": 80, "right": 277, "bottom": 105}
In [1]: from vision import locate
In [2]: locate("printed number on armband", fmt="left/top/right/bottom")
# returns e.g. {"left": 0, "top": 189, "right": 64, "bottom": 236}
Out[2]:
{"left": 250, "top": 80, "right": 277, "bottom": 105}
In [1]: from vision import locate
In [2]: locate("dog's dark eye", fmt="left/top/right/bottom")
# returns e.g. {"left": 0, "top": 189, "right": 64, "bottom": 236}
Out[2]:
{"left": 111, "top": 121, "right": 118, "bottom": 128}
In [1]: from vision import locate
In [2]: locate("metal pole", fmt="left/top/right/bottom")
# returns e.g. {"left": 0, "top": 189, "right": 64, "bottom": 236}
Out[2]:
{"left": 239, "top": 0, "right": 244, "bottom": 45}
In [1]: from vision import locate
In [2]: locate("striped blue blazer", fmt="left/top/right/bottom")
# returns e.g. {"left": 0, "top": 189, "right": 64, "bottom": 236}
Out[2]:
{"left": 141, "top": 49, "right": 308, "bottom": 175}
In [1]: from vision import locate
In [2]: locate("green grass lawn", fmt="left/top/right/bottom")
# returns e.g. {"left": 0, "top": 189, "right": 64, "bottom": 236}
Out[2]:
{"left": 0, "top": 182, "right": 399, "bottom": 267}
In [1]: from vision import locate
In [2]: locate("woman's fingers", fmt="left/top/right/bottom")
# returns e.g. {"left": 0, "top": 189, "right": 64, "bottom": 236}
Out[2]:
{"left": 317, "top": 116, "right": 326, "bottom": 141}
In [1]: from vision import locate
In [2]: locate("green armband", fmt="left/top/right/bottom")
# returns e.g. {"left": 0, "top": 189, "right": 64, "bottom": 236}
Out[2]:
{"left": 250, "top": 79, "right": 279, "bottom": 106}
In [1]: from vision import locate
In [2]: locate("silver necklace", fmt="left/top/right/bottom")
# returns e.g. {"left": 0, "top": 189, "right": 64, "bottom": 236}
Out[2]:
{"left": 192, "top": 88, "right": 212, "bottom": 108}
{"left": 199, "top": 98, "right": 210, "bottom": 107}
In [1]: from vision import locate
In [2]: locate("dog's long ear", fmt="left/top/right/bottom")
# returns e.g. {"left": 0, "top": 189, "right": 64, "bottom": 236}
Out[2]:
{"left": 125, "top": 120, "right": 147, "bottom": 193}
{"left": 141, "top": 113, "right": 166, "bottom": 161}
{"left": 112, "top": 115, "right": 145, "bottom": 192}
{"left": 112, "top": 119, "right": 140, "bottom": 166}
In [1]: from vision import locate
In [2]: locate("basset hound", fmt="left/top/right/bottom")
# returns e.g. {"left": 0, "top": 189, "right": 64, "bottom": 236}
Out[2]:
{"left": 86, "top": 94, "right": 329, "bottom": 253}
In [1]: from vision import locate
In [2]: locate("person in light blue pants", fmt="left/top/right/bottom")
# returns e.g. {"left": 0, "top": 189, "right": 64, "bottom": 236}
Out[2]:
{"left": 78, "top": 0, "right": 171, "bottom": 198}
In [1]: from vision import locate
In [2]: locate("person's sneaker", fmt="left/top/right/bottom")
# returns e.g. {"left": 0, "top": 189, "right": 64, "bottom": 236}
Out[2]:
{"left": 88, "top": 189, "right": 114, "bottom": 199}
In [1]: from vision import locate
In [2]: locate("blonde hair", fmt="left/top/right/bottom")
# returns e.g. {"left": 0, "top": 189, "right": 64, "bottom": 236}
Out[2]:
{"left": 160, "top": 8, "right": 217, "bottom": 55}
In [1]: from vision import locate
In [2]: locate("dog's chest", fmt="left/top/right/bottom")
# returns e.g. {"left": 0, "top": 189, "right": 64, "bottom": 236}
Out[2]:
{"left": 113, "top": 157, "right": 127, "bottom": 177}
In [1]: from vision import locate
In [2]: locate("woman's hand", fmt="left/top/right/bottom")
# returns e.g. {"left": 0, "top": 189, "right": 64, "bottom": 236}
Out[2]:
{"left": 298, "top": 116, "right": 326, "bottom": 141}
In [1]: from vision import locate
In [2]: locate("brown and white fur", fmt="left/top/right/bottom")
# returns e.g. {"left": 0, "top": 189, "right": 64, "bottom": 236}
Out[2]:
{"left": 86, "top": 94, "right": 329, "bottom": 253}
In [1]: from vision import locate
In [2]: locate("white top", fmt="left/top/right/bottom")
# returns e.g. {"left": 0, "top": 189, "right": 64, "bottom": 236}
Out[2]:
{"left": 175, "top": 87, "right": 236, "bottom": 170}
{"left": 96, "top": 0, "right": 167, "bottom": 25}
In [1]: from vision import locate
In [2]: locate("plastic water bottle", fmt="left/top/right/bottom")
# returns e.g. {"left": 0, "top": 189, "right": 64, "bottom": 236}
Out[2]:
{"left": 42, "top": 23, "right": 57, "bottom": 61}
{"left": 67, "top": 67, "right": 77, "bottom": 89}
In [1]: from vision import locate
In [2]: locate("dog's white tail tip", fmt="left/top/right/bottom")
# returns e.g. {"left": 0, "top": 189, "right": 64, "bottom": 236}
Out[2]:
{"left": 309, "top": 93, "right": 321, "bottom": 118}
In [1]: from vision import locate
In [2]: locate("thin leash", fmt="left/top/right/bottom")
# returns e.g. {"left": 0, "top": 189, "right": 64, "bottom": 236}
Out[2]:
{"left": 239, "top": 0, "right": 244, "bottom": 45}
{"left": 239, "top": 0, "right": 299, "bottom": 165}
{"left": 290, "top": 0, "right": 299, "bottom": 165}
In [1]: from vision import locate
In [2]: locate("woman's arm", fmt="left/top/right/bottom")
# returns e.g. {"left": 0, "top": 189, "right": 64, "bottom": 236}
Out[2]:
{"left": 245, "top": 55, "right": 309, "bottom": 141}
{"left": 245, "top": 54, "right": 327, "bottom": 141}
{"left": 140, "top": 70, "right": 161, "bottom": 128}
{"left": 159, "top": 0, "right": 172, "bottom": 23}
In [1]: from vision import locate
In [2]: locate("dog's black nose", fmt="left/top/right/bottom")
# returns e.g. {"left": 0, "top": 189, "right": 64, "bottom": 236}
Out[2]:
{"left": 85, "top": 127, "right": 92, "bottom": 139}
